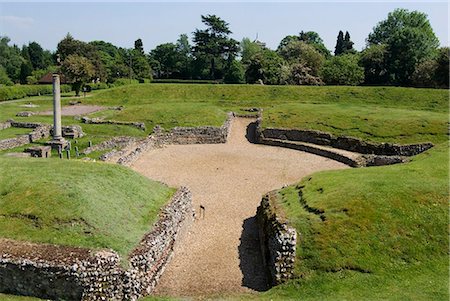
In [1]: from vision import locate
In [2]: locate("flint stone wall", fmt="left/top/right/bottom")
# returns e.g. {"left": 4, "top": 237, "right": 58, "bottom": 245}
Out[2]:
{"left": 0, "top": 124, "right": 51, "bottom": 151}
{"left": 81, "top": 117, "right": 146, "bottom": 131}
{"left": 113, "top": 113, "right": 234, "bottom": 166}
{"left": 0, "top": 187, "right": 193, "bottom": 301}
{"left": 257, "top": 191, "right": 296, "bottom": 285}
{"left": 0, "top": 122, "right": 11, "bottom": 130}
{"left": 260, "top": 127, "right": 433, "bottom": 156}
{"left": 155, "top": 112, "right": 233, "bottom": 145}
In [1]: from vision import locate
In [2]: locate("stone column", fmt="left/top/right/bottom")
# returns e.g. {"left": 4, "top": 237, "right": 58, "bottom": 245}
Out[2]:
{"left": 52, "top": 74, "right": 63, "bottom": 141}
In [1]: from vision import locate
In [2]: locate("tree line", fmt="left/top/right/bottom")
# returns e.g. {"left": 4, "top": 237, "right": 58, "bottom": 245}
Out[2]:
{"left": 0, "top": 8, "right": 448, "bottom": 94}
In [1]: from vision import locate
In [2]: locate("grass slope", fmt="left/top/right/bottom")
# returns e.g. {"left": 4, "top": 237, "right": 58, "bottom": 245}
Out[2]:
{"left": 0, "top": 157, "right": 175, "bottom": 258}
{"left": 86, "top": 84, "right": 449, "bottom": 144}
{"left": 261, "top": 143, "right": 448, "bottom": 300}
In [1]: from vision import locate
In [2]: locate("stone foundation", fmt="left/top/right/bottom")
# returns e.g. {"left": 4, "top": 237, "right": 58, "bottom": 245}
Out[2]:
{"left": 111, "top": 113, "right": 234, "bottom": 166}
{"left": 0, "top": 187, "right": 193, "bottom": 301}
{"left": 260, "top": 126, "right": 433, "bottom": 156}
{"left": 81, "top": 117, "right": 146, "bottom": 131}
{"left": 257, "top": 191, "right": 297, "bottom": 285}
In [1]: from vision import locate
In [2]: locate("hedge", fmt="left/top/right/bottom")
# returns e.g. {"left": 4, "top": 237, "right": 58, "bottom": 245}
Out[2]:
{"left": 0, "top": 84, "right": 72, "bottom": 102}
{"left": 151, "top": 79, "right": 223, "bottom": 84}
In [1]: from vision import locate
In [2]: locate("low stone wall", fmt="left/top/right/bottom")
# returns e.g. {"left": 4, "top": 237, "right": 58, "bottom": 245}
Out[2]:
{"left": 257, "top": 191, "right": 297, "bottom": 286}
{"left": 0, "top": 121, "right": 11, "bottom": 130}
{"left": 83, "top": 136, "right": 137, "bottom": 155}
{"left": 111, "top": 113, "right": 234, "bottom": 165}
{"left": 0, "top": 187, "right": 193, "bottom": 301}
{"left": 260, "top": 126, "right": 433, "bottom": 156}
{"left": 81, "top": 117, "right": 146, "bottom": 131}
{"left": 0, "top": 125, "right": 51, "bottom": 151}
{"left": 0, "top": 135, "right": 30, "bottom": 151}
{"left": 155, "top": 112, "right": 233, "bottom": 145}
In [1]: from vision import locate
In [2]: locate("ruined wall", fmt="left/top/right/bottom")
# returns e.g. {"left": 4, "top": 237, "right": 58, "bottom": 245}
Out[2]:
{"left": 113, "top": 113, "right": 234, "bottom": 166}
{"left": 260, "top": 127, "right": 433, "bottom": 156}
{"left": 155, "top": 113, "right": 233, "bottom": 145}
{"left": 257, "top": 191, "right": 297, "bottom": 286}
{"left": 0, "top": 187, "right": 193, "bottom": 301}
{"left": 81, "top": 117, "right": 146, "bottom": 131}
{"left": 0, "top": 122, "right": 11, "bottom": 130}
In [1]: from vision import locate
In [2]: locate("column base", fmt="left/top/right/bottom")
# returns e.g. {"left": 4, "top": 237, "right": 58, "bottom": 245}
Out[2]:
{"left": 47, "top": 138, "right": 68, "bottom": 150}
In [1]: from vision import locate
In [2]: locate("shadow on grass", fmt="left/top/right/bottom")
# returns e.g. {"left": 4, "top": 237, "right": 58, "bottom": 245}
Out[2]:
{"left": 238, "top": 216, "right": 270, "bottom": 292}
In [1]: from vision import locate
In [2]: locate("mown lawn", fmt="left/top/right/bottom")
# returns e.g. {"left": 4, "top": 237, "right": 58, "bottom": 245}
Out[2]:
{"left": 258, "top": 143, "right": 448, "bottom": 300}
{"left": 0, "top": 157, "right": 175, "bottom": 259}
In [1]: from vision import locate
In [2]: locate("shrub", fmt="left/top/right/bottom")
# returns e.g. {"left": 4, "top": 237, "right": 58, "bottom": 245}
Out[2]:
{"left": 321, "top": 54, "right": 364, "bottom": 85}
{"left": 112, "top": 78, "right": 139, "bottom": 86}
{"left": 0, "top": 84, "right": 71, "bottom": 102}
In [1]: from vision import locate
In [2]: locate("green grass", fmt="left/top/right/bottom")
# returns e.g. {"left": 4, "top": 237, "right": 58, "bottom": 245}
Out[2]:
{"left": 0, "top": 157, "right": 175, "bottom": 259}
{"left": 261, "top": 143, "right": 448, "bottom": 300}
{"left": 0, "top": 294, "right": 45, "bottom": 301}
{"left": 86, "top": 84, "right": 449, "bottom": 144}
{"left": 0, "top": 127, "right": 31, "bottom": 140}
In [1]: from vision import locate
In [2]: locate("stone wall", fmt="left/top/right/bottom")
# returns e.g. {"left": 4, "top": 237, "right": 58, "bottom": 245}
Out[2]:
{"left": 0, "top": 124, "right": 51, "bottom": 151}
{"left": 0, "top": 135, "right": 30, "bottom": 151}
{"left": 0, "top": 187, "right": 193, "bottom": 301}
{"left": 81, "top": 117, "right": 146, "bottom": 131}
{"left": 260, "top": 126, "right": 433, "bottom": 156}
{"left": 0, "top": 121, "right": 11, "bottom": 130}
{"left": 112, "top": 113, "right": 234, "bottom": 166}
{"left": 256, "top": 191, "right": 297, "bottom": 286}
{"left": 155, "top": 112, "right": 233, "bottom": 145}
{"left": 83, "top": 136, "right": 137, "bottom": 155}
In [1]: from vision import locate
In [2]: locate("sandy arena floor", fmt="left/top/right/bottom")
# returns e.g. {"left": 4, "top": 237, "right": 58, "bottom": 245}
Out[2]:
{"left": 131, "top": 118, "right": 348, "bottom": 298}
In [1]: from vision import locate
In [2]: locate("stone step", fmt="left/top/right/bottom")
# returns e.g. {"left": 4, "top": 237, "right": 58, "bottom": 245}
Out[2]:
{"left": 261, "top": 138, "right": 365, "bottom": 167}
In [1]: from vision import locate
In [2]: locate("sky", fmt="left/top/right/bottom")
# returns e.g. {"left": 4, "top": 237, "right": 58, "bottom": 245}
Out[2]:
{"left": 0, "top": 1, "right": 448, "bottom": 53}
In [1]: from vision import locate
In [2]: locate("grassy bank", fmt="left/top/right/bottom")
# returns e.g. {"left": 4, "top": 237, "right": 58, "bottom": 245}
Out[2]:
{"left": 0, "top": 157, "right": 175, "bottom": 258}
{"left": 261, "top": 143, "right": 448, "bottom": 300}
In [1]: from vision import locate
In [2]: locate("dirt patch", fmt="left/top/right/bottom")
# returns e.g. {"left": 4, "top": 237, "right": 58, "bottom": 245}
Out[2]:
{"left": 131, "top": 118, "right": 348, "bottom": 298}
{"left": 38, "top": 105, "right": 105, "bottom": 116}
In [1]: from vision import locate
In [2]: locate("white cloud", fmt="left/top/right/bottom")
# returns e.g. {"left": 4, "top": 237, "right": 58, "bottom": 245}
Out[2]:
{"left": 0, "top": 15, "right": 34, "bottom": 29}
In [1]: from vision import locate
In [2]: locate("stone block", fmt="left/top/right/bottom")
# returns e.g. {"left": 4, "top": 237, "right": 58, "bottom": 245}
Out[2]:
{"left": 24, "top": 146, "right": 52, "bottom": 158}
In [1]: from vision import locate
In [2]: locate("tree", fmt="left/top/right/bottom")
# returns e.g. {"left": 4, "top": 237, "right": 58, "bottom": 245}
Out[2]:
{"left": 134, "top": 38, "right": 144, "bottom": 55}
{"left": 0, "top": 66, "right": 13, "bottom": 86}
{"left": 61, "top": 54, "right": 95, "bottom": 96}
{"left": 57, "top": 34, "right": 106, "bottom": 81}
{"left": 0, "top": 36, "right": 24, "bottom": 83}
{"left": 359, "top": 44, "right": 388, "bottom": 85}
{"left": 435, "top": 47, "right": 449, "bottom": 88}
{"left": 411, "top": 59, "right": 438, "bottom": 88}
{"left": 279, "top": 32, "right": 330, "bottom": 58}
{"left": 28, "top": 42, "right": 46, "bottom": 70}
{"left": 224, "top": 59, "right": 245, "bottom": 83}
{"left": 175, "top": 34, "right": 193, "bottom": 78}
{"left": 334, "top": 31, "right": 345, "bottom": 56}
{"left": 368, "top": 8, "right": 439, "bottom": 85}
{"left": 245, "top": 49, "right": 284, "bottom": 85}
{"left": 278, "top": 41, "right": 324, "bottom": 76}
{"left": 192, "top": 15, "right": 239, "bottom": 79}
{"left": 321, "top": 54, "right": 364, "bottom": 85}
{"left": 149, "top": 43, "right": 179, "bottom": 78}
{"left": 343, "top": 31, "right": 355, "bottom": 54}
{"left": 19, "top": 61, "right": 33, "bottom": 84}
{"left": 241, "top": 38, "right": 264, "bottom": 65}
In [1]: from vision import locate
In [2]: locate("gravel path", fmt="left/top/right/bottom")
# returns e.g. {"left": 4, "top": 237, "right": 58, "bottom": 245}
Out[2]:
{"left": 38, "top": 105, "right": 104, "bottom": 116}
{"left": 131, "top": 118, "right": 348, "bottom": 298}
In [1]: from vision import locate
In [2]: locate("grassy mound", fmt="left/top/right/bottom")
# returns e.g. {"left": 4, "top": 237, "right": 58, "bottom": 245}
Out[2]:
{"left": 0, "top": 157, "right": 175, "bottom": 257}
{"left": 262, "top": 143, "right": 448, "bottom": 300}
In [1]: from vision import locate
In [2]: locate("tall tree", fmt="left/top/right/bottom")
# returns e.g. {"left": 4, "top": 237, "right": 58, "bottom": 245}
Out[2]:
{"left": 61, "top": 54, "right": 95, "bottom": 96}
{"left": 28, "top": 42, "right": 46, "bottom": 70}
{"left": 0, "top": 36, "right": 24, "bottom": 83}
{"left": 134, "top": 38, "right": 144, "bottom": 55}
{"left": 343, "top": 31, "right": 355, "bottom": 54}
{"left": 192, "top": 15, "right": 239, "bottom": 79}
{"left": 334, "top": 30, "right": 345, "bottom": 55}
{"left": 368, "top": 8, "right": 439, "bottom": 85}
